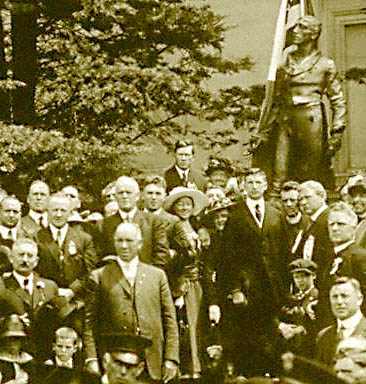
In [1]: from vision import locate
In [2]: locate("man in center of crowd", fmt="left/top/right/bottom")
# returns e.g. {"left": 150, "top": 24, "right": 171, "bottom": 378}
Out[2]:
{"left": 99, "top": 176, "right": 170, "bottom": 269}
{"left": 84, "top": 223, "right": 179, "bottom": 383}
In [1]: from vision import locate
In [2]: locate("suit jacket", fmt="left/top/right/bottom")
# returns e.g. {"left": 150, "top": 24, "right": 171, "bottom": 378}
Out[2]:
{"left": 36, "top": 225, "right": 97, "bottom": 294}
{"left": 0, "top": 272, "right": 58, "bottom": 315}
{"left": 164, "top": 165, "right": 206, "bottom": 192}
{"left": 223, "top": 198, "right": 289, "bottom": 309}
{"left": 21, "top": 214, "right": 44, "bottom": 237}
{"left": 355, "top": 219, "right": 366, "bottom": 248}
{"left": 84, "top": 261, "right": 179, "bottom": 380}
{"left": 99, "top": 210, "right": 170, "bottom": 269}
{"left": 316, "top": 316, "right": 366, "bottom": 366}
{"left": 296, "top": 208, "right": 334, "bottom": 279}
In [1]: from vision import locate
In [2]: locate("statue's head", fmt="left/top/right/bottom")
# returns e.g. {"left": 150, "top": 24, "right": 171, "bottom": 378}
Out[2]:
{"left": 295, "top": 15, "right": 322, "bottom": 42}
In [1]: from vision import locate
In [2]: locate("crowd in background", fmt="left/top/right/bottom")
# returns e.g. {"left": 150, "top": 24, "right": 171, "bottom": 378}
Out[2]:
{"left": 0, "top": 139, "right": 366, "bottom": 384}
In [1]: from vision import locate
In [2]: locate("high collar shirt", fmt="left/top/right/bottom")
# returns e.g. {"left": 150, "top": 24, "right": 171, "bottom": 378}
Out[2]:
{"left": 119, "top": 207, "right": 137, "bottom": 223}
{"left": 13, "top": 271, "right": 34, "bottom": 295}
{"left": 175, "top": 165, "right": 190, "bottom": 181}
{"left": 337, "top": 310, "right": 363, "bottom": 339}
{"left": 49, "top": 224, "right": 69, "bottom": 246}
{"left": 0, "top": 225, "right": 17, "bottom": 241}
{"left": 29, "top": 210, "right": 48, "bottom": 228}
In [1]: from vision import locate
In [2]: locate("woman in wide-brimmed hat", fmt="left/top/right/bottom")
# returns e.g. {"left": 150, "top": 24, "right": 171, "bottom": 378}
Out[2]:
{"left": 163, "top": 187, "right": 209, "bottom": 380}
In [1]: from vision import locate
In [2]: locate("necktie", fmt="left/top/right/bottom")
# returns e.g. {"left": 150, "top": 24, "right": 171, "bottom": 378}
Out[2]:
{"left": 56, "top": 229, "right": 63, "bottom": 247}
{"left": 23, "top": 278, "right": 30, "bottom": 294}
{"left": 6, "top": 228, "right": 12, "bottom": 240}
{"left": 255, "top": 204, "right": 262, "bottom": 223}
{"left": 338, "top": 324, "right": 346, "bottom": 341}
{"left": 183, "top": 171, "right": 188, "bottom": 186}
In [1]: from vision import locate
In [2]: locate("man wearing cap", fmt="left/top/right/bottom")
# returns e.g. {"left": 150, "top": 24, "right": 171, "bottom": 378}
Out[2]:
{"left": 279, "top": 259, "right": 318, "bottom": 357}
{"left": 84, "top": 223, "right": 179, "bottom": 383}
{"left": 347, "top": 179, "right": 366, "bottom": 248}
{"left": 316, "top": 277, "right": 366, "bottom": 367}
{"left": 101, "top": 333, "right": 152, "bottom": 384}
{"left": 164, "top": 140, "right": 206, "bottom": 193}
{"left": 99, "top": 176, "right": 170, "bottom": 269}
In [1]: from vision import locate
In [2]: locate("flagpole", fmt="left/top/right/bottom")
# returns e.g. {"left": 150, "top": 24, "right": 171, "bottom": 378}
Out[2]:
{"left": 255, "top": 0, "right": 288, "bottom": 138}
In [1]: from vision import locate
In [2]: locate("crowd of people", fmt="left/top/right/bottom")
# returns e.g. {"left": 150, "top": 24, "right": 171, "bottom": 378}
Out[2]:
{"left": 0, "top": 139, "right": 366, "bottom": 384}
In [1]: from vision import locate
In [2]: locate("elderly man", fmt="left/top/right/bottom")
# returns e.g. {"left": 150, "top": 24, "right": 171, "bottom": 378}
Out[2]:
{"left": 84, "top": 223, "right": 179, "bottom": 382}
{"left": 101, "top": 333, "right": 152, "bottom": 384}
{"left": 316, "top": 277, "right": 366, "bottom": 367}
{"left": 0, "top": 238, "right": 58, "bottom": 358}
{"left": 0, "top": 196, "right": 35, "bottom": 272}
{"left": 297, "top": 181, "right": 333, "bottom": 276}
{"left": 22, "top": 180, "right": 50, "bottom": 234}
{"left": 334, "top": 336, "right": 366, "bottom": 383}
{"left": 36, "top": 193, "right": 96, "bottom": 299}
{"left": 164, "top": 139, "right": 206, "bottom": 192}
{"left": 280, "top": 181, "right": 310, "bottom": 258}
{"left": 99, "top": 176, "right": 170, "bottom": 269}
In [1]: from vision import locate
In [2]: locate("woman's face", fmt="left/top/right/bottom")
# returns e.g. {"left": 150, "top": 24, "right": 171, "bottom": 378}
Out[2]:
{"left": 173, "top": 197, "right": 194, "bottom": 220}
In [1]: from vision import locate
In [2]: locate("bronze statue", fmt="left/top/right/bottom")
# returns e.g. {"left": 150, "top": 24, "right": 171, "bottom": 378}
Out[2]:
{"left": 252, "top": 16, "right": 346, "bottom": 191}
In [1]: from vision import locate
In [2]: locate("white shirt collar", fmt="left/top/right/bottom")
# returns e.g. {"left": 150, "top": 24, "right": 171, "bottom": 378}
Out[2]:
{"left": 49, "top": 224, "right": 69, "bottom": 244}
{"left": 337, "top": 310, "right": 363, "bottom": 334}
{"left": 13, "top": 271, "right": 34, "bottom": 293}
{"left": 310, "top": 204, "right": 328, "bottom": 222}
{"left": 175, "top": 165, "right": 189, "bottom": 179}
{"left": 246, "top": 197, "right": 265, "bottom": 227}
{"left": 119, "top": 207, "right": 137, "bottom": 222}
{"left": 55, "top": 356, "right": 73, "bottom": 369}
{"left": 113, "top": 256, "right": 139, "bottom": 286}
{"left": 0, "top": 225, "right": 17, "bottom": 241}
{"left": 29, "top": 210, "right": 48, "bottom": 227}
{"left": 334, "top": 239, "right": 355, "bottom": 254}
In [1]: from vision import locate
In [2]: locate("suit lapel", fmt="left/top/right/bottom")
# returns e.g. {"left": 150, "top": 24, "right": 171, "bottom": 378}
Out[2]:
{"left": 39, "top": 228, "right": 61, "bottom": 263}
{"left": 6, "top": 275, "right": 32, "bottom": 307}
{"left": 352, "top": 316, "right": 366, "bottom": 337}
{"left": 242, "top": 201, "right": 262, "bottom": 235}
{"left": 134, "top": 263, "right": 146, "bottom": 298}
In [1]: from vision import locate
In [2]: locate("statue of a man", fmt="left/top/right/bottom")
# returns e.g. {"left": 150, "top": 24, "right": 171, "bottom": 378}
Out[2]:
{"left": 253, "top": 16, "right": 346, "bottom": 191}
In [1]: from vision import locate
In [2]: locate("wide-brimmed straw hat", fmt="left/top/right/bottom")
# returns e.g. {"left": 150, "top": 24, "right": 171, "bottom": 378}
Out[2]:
{"left": 205, "top": 196, "right": 236, "bottom": 216}
{"left": 163, "top": 187, "right": 209, "bottom": 216}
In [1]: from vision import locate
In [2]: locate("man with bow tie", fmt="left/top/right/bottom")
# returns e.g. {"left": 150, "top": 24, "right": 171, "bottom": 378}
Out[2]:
{"left": 21, "top": 180, "right": 50, "bottom": 236}
{"left": 84, "top": 223, "right": 179, "bottom": 383}
{"left": 0, "top": 238, "right": 58, "bottom": 359}
{"left": 36, "top": 193, "right": 97, "bottom": 301}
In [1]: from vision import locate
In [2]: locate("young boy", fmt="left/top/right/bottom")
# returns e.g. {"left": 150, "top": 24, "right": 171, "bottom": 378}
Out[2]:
{"left": 45, "top": 327, "right": 80, "bottom": 369}
{"left": 278, "top": 259, "right": 319, "bottom": 357}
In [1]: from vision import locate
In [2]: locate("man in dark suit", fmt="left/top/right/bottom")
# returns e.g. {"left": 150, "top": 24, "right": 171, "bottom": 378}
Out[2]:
{"left": 36, "top": 193, "right": 96, "bottom": 300}
{"left": 280, "top": 181, "right": 310, "bottom": 259}
{"left": 21, "top": 180, "right": 50, "bottom": 236}
{"left": 164, "top": 139, "right": 206, "bottom": 192}
{"left": 316, "top": 277, "right": 366, "bottom": 367}
{"left": 99, "top": 176, "right": 170, "bottom": 269}
{"left": 221, "top": 168, "right": 288, "bottom": 376}
{"left": 84, "top": 223, "right": 179, "bottom": 382}
{"left": 0, "top": 196, "right": 38, "bottom": 273}
{"left": 297, "top": 181, "right": 333, "bottom": 278}
{"left": 141, "top": 175, "right": 178, "bottom": 239}
{"left": 0, "top": 238, "right": 58, "bottom": 359}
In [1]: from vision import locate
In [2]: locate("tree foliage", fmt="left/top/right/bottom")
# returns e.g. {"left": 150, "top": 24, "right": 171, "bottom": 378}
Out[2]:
{"left": 1, "top": 0, "right": 260, "bottom": 201}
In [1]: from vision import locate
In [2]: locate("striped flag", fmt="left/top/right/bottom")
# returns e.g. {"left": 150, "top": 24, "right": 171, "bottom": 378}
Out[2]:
{"left": 255, "top": 0, "right": 314, "bottom": 143}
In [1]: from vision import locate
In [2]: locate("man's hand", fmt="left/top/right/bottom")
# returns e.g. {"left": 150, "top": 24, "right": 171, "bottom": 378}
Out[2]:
{"left": 232, "top": 291, "right": 248, "bottom": 305}
{"left": 279, "top": 322, "right": 298, "bottom": 340}
{"left": 162, "top": 360, "right": 178, "bottom": 383}
{"left": 58, "top": 288, "right": 75, "bottom": 300}
{"left": 327, "top": 133, "right": 343, "bottom": 157}
{"left": 209, "top": 305, "right": 221, "bottom": 325}
{"left": 85, "top": 359, "right": 100, "bottom": 375}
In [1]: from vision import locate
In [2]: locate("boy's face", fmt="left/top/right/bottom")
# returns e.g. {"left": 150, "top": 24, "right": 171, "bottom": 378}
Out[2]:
{"left": 292, "top": 271, "right": 315, "bottom": 292}
{"left": 54, "top": 336, "right": 77, "bottom": 362}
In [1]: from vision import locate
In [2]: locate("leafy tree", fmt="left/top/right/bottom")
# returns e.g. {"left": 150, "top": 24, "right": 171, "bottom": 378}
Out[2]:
{"left": 0, "top": 0, "right": 260, "bottom": 204}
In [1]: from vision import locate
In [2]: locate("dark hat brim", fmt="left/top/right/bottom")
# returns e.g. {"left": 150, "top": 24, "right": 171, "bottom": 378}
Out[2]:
{"left": 100, "top": 333, "right": 153, "bottom": 357}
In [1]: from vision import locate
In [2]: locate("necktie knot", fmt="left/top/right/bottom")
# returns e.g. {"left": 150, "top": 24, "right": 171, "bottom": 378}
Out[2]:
{"left": 255, "top": 204, "right": 262, "bottom": 223}
{"left": 23, "top": 278, "right": 31, "bottom": 294}
{"left": 338, "top": 324, "right": 346, "bottom": 340}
